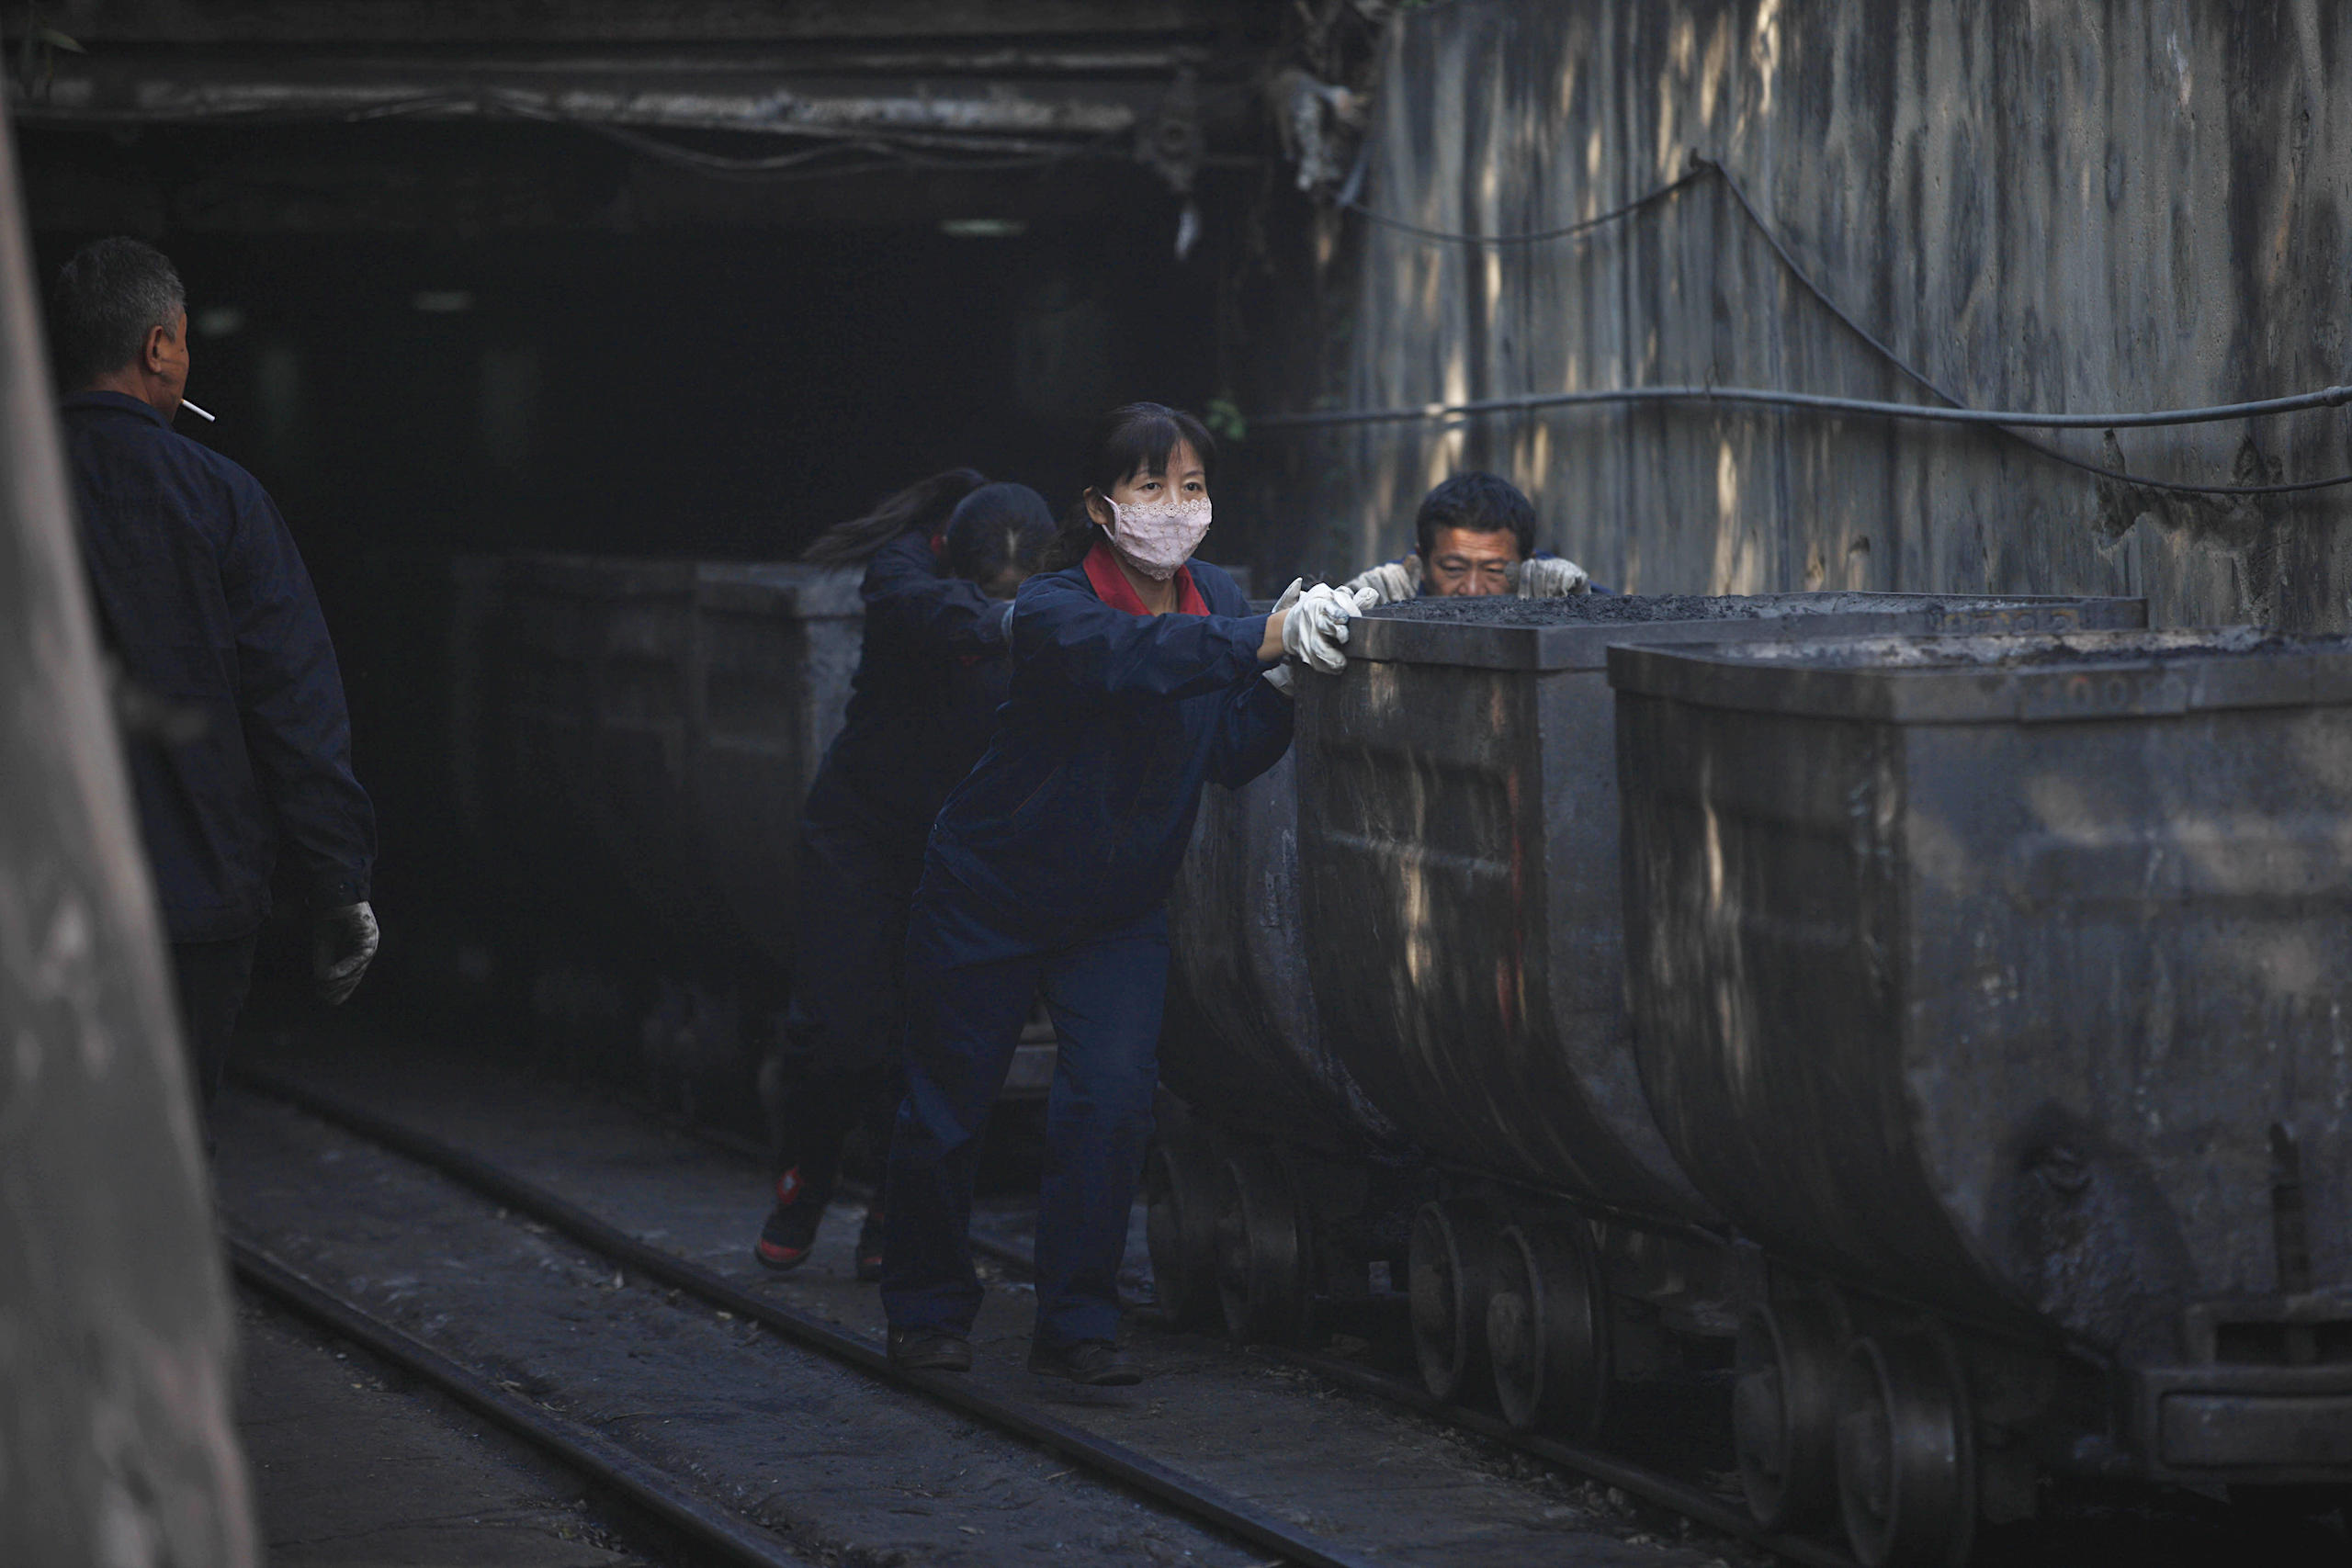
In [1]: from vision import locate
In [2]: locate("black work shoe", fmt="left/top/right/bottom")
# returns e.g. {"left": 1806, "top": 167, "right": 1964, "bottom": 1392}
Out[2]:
{"left": 752, "top": 1168, "right": 824, "bottom": 1271}
{"left": 1027, "top": 1338, "right": 1141, "bottom": 1386}
{"left": 854, "top": 1210, "right": 887, "bottom": 1282}
{"left": 888, "top": 1327, "right": 972, "bottom": 1373}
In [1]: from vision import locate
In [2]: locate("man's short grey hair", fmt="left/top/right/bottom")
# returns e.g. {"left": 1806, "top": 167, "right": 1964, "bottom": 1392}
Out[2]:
{"left": 49, "top": 236, "right": 186, "bottom": 389}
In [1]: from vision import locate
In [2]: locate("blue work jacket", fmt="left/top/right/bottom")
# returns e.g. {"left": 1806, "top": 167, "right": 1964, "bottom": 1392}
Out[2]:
{"left": 925, "top": 554, "right": 1293, "bottom": 936}
{"left": 62, "top": 391, "right": 375, "bottom": 943}
{"left": 805, "top": 526, "right": 1013, "bottom": 863}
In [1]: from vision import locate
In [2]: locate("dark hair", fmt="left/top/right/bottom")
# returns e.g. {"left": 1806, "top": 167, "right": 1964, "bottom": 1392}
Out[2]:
{"left": 1414, "top": 471, "right": 1536, "bottom": 561}
{"left": 801, "top": 468, "right": 986, "bottom": 565}
{"left": 1040, "top": 401, "right": 1217, "bottom": 571}
{"left": 50, "top": 236, "right": 187, "bottom": 389}
{"left": 942, "top": 481, "right": 1055, "bottom": 584}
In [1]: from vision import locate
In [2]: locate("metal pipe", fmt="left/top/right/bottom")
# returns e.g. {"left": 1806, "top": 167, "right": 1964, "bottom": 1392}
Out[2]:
{"left": 1251, "top": 380, "right": 2352, "bottom": 433}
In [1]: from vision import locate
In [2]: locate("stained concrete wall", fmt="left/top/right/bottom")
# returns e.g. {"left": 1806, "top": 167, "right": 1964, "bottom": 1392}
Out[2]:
{"left": 0, "top": 109, "right": 257, "bottom": 1565}
{"left": 1304, "top": 0, "right": 2352, "bottom": 630}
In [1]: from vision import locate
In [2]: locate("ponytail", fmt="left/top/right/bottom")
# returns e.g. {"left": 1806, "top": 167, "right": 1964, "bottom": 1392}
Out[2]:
{"left": 1039, "top": 501, "right": 1107, "bottom": 573}
{"left": 801, "top": 468, "right": 987, "bottom": 566}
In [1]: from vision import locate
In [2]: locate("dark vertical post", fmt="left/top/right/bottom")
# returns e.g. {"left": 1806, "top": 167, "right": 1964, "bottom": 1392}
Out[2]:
{"left": 0, "top": 111, "right": 258, "bottom": 1565}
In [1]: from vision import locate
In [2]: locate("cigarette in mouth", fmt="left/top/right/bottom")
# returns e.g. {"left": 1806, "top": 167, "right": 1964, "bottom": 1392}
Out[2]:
{"left": 180, "top": 398, "right": 217, "bottom": 423}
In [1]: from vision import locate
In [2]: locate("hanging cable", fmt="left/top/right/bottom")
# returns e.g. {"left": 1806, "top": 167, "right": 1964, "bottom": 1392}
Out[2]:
{"left": 1693, "top": 158, "right": 2348, "bottom": 497}
{"left": 1338, "top": 165, "right": 1711, "bottom": 245}
{"left": 1289, "top": 153, "right": 2352, "bottom": 496}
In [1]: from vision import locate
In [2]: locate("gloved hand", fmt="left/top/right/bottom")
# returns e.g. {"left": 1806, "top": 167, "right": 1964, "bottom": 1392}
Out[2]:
{"left": 1338, "top": 556, "right": 1422, "bottom": 605}
{"left": 313, "top": 901, "right": 379, "bottom": 1006}
{"left": 1282, "top": 582, "right": 1377, "bottom": 674}
{"left": 1509, "top": 556, "right": 1591, "bottom": 597}
{"left": 1262, "top": 577, "right": 1305, "bottom": 694}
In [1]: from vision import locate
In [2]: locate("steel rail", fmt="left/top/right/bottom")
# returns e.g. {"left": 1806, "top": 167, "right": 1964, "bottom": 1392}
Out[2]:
{"left": 963, "top": 1215, "right": 1858, "bottom": 1568}
{"left": 230, "top": 1237, "right": 811, "bottom": 1568}
{"left": 231, "top": 1067, "right": 1385, "bottom": 1568}
{"left": 1271, "top": 1349, "right": 1854, "bottom": 1568}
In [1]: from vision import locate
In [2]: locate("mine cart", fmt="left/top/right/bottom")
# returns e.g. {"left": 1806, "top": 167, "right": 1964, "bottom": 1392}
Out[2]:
{"left": 1614, "top": 627, "right": 2352, "bottom": 1565}
{"left": 1272, "top": 595, "right": 2144, "bottom": 1436}
{"left": 464, "top": 554, "right": 861, "bottom": 1121}
{"left": 1159, "top": 741, "right": 1413, "bottom": 1337}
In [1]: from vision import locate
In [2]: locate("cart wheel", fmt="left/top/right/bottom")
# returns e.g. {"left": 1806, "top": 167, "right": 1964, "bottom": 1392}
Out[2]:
{"left": 1735, "top": 1300, "right": 1842, "bottom": 1529}
{"left": 1835, "top": 1331, "right": 1975, "bottom": 1567}
{"left": 1215, "top": 1147, "right": 1314, "bottom": 1344}
{"left": 1143, "top": 1135, "right": 1219, "bottom": 1330}
{"left": 1408, "top": 1198, "right": 1511, "bottom": 1404}
{"left": 1487, "top": 1217, "right": 1609, "bottom": 1437}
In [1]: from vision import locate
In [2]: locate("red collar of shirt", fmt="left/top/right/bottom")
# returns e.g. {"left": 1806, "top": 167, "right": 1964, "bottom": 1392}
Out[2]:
{"left": 1084, "top": 537, "right": 1208, "bottom": 615}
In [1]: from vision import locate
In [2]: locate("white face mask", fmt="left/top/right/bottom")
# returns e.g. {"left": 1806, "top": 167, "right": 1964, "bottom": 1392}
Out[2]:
{"left": 1102, "top": 494, "right": 1212, "bottom": 581}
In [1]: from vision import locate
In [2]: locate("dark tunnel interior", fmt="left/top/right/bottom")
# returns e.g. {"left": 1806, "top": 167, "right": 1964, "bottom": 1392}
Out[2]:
{"left": 21, "top": 114, "right": 1302, "bottom": 1047}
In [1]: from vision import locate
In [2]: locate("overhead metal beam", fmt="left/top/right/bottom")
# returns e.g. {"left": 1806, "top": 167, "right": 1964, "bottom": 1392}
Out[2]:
{"left": 16, "top": 56, "right": 1169, "bottom": 141}
{"left": 19, "top": 0, "right": 1256, "bottom": 46}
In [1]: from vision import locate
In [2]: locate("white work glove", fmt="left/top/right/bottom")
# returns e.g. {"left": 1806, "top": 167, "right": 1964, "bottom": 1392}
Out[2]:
{"left": 313, "top": 900, "right": 379, "bottom": 1006}
{"left": 1262, "top": 577, "right": 1305, "bottom": 694}
{"left": 1338, "top": 556, "right": 1422, "bottom": 605}
{"left": 1282, "top": 582, "right": 1377, "bottom": 675}
{"left": 1510, "top": 556, "right": 1591, "bottom": 597}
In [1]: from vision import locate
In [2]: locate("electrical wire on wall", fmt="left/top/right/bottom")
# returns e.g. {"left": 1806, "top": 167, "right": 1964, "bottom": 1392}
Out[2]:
{"left": 1289, "top": 152, "right": 2352, "bottom": 499}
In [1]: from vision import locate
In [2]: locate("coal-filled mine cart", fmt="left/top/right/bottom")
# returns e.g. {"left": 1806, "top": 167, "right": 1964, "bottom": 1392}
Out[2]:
{"left": 1157, "top": 740, "right": 1415, "bottom": 1337}
{"left": 1612, "top": 626, "right": 2352, "bottom": 1566}
{"left": 1280, "top": 591, "right": 2144, "bottom": 1427}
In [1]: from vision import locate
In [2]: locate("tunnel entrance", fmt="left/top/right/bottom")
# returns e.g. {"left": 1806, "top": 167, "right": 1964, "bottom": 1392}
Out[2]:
{"left": 12, "top": 2, "right": 1350, "bottom": 1143}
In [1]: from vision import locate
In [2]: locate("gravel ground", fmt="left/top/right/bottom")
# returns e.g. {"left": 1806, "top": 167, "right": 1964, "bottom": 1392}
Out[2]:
{"left": 240, "top": 1296, "right": 667, "bottom": 1567}
{"left": 213, "top": 1028, "right": 1736, "bottom": 1568}
{"left": 218, "top": 1025, "right": 2351, "bottom": 1567}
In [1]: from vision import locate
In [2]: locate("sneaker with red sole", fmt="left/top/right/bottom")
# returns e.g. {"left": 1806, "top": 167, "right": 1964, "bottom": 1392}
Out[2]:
{"left": 752, "top": 1168, "right": 826, "bottom": 1271}
{"left": 854, "top": 1210, "right": 886, "bottom": 1282}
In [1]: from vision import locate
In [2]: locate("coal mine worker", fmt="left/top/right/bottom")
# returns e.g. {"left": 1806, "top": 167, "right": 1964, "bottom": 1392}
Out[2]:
{"left": 52, "top": 237, "right": 379, "bottom": 1112}
{"left": 754, "top": 473, "right": 1055, "bottom": 1283}
{"left": 1337, "top": 470, "right": 1593, "bottom": 603}
{"left": 881, "top": 402, "right": 1370, "bottom": 1384}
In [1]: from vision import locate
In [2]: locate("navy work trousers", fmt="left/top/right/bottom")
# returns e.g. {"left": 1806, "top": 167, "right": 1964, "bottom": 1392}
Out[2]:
{"left": 170, "top": 932, "right": 258, "bottom": 1112}
{"left": 882, "top": 873, "right": 1166, "bottom": 1348}
{"left": 772, "top": 816, "right": 919, "bottom": 1198}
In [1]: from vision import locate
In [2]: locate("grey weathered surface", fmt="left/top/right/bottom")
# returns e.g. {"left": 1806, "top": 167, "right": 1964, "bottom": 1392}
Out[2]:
{"left": 1611, "top": 628, "right": 2352, "bottom": 1321}
{"left": 1310, "top": 1, "right": 2352, "bottom": 631}
{"left": 1162, "top": 747, "right": 1406, "bottom": 1157}
{"left": 1291, "top": 592, "right": 2142, "bottom": 1222}
{"left": 1612, "top": 628, "right": 2352, "bottom": 1483}
{"left": 0, "top": 115, "right": 255, "bottom": 1566}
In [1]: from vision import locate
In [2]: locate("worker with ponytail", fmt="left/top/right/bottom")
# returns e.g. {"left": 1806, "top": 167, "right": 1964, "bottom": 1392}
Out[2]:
{"left": 756, "top": 472, "right": 1056, "bottom": 1278}
{"left": 880, "top": 404, "right": 1372, "bottom": 1382}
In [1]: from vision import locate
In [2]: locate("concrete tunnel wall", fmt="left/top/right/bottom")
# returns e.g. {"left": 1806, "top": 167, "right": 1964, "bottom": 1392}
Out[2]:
{"left": 1304, "top": 0, "right": 2351, "bottom": 631}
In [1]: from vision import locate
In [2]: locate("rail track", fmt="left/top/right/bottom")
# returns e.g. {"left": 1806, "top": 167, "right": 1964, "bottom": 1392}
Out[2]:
{"left": 231, "top": 1237, "right": 813, "bottom": 1568}
{"left": 231, "top": 1066, "right": 1393, "bottom": 1568}
{"left": 963, "top": 1219, "right": 1854, "bottom": 1568}
{"left": 235, "top": 1065, "right": 1853, "bottom": 1568}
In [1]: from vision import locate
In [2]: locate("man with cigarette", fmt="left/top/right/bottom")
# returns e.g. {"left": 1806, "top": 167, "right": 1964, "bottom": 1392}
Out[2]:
{"left": 51, "top": 236, "right": 379, "bottom": 1112}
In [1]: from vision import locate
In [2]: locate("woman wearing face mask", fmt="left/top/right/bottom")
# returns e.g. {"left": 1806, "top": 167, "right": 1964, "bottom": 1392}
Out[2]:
{"left": 756, "top": 474, "right": 1058, "bottom": 1279}
{"left": 880, "top": 403, "right": 1372, "bottom": 1382}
